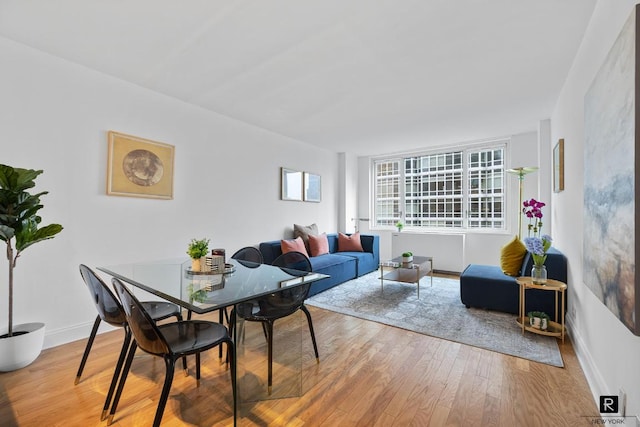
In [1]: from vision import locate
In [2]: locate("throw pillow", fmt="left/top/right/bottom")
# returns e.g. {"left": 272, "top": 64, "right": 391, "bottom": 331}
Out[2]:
{"left": 281, "top": 236, "right": 309, "bottom": 257}
{"left": 338, "top": 232, "right": 364, "bottom": 252}
{"left": 293, "top": 223, "right": 319, "bottom": 251}
{"left": 500, "top": 235, "right": 527, "bottom": 276}
{"left": 308, "top": 233, "right": 329, "bottom": 257}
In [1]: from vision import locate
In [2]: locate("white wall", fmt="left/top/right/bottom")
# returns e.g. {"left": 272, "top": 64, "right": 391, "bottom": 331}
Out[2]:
{"left": 0, "top": 37, "right": 339, "bottom": 348}
{"left": 551, "top": 0, "right": 640, "bottom": 417}
{"left": 338, "top": 152, "right": 358, "bottom": 233}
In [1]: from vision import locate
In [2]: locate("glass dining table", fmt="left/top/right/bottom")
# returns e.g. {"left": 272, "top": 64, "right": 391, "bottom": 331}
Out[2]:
{"left": 98, "top": 257, "right": 328, "bottom": 422}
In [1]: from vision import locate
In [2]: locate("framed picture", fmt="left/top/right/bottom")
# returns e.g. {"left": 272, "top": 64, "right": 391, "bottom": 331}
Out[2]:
{"left": 304, "top": 172, "right": 321, "bottom": 202}
{"left": 107, "top": 131, "right": 174, "bottom": 199}
{"left": 281, "top": 167, "right": 303, "bottom": 201}
{"left": 553, "top": 138, "right": 564, "bottom": 193}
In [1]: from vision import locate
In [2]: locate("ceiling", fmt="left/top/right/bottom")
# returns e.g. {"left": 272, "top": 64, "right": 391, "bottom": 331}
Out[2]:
{"left": 0, "top": 0, "right": 596, "bottom": 156}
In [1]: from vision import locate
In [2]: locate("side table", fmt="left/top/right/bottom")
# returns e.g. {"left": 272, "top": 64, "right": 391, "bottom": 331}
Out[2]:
{"left": 515, "top": 277, "right": 566, "bottom": 343}
{"left": 379, "top": 256, "right": 433, "bottom": 298}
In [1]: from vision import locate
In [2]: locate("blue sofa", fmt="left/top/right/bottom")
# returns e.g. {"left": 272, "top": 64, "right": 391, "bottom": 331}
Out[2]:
{"left": 259, "top": 233, "right": 380, "bottom": 296}
{"left": 459, "top": 247, "right": 567, "bottom": 315}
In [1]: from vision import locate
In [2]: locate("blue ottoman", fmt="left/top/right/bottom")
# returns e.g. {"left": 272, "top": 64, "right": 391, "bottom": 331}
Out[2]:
{"left": 459, "top": 247, "right": 567, "bottom": 315}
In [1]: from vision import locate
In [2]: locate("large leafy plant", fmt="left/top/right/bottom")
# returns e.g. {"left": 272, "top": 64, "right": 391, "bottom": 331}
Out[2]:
{"left": 0, "top": 164, "right": 63, "bottom": 337}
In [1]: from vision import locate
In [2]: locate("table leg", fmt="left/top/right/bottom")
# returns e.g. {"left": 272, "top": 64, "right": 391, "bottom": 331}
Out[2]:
{"left": 379, "top": 264, "right": 384, "bottom": 294}
{"left": 416, "top": 265, "right": 420, "bottom": 298}
{"left": 430, "top": 259, "right": 433, "bottom": 287}
{"left": 520, "top": 283, "right": 525, "bottom": 335}
{"left": 561, "top": 290, "right": 565, "bottom": 343}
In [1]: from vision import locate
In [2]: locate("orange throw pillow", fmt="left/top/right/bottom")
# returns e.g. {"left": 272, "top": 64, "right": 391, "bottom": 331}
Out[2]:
{"left": 281, "top": 236, "right": 309, "bottom": 257}
{"left": 338, "top": 232, "right": 364, "bottom": 252}
{"left": 308, "top": 233, "right": 329, "bottom": 257}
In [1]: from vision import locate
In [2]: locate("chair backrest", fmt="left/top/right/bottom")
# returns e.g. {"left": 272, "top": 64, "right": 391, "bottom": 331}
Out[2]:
{"left": 112, "top": 278, "right": 170, "bottom": 356}
{"left": 231, "top": 246, "right": 264, "bottom": 266}
{"left": 271, "top": 251, "right": 312, "bottom": 277}
{"left": 79, "top": 264, "right": 126, "bottom": 327}
{"left": 263, "top": 251, "right": 313, "bottom": 311}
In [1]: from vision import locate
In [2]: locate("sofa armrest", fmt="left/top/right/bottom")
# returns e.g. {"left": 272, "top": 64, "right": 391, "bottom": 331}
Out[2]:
{"left": 360, "top": 234, "right": 380, "bottom": 264}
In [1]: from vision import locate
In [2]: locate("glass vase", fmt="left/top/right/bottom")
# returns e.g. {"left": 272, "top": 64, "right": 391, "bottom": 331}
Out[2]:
{"left": 531, "top": 264, "right": 547, "bottom": 285}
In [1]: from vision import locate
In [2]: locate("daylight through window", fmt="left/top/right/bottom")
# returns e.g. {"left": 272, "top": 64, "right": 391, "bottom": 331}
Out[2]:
{"left": 373, "top": 142, "right": 506, "bottom": 231}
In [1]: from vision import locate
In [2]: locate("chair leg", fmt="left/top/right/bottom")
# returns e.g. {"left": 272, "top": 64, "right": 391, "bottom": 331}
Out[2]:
{"left": 176, "top": 311, "right": 188, "bottom": 375}
{"left": 153, "top": 358, "right": 176, "bottom": 427}
{"left": 107, "top": 340, "right": 137, "bottom": 426}
{"left": 75, "top": 316, "right": 101, "bottom": 385}
{"left": 218, "top": 309, "right": 224, "bottom": 359}
{"left": 195, "top": 352, "right": 201, "bottom": 383}
{"left": 101, "top": 329, "right": 131, "bottom": 421}
{"left": 301, "top": 305, "right": 320, "bottom": 362}
{"left": 226, "top": 338, "right": 236, "bottom": 423}
{"left": 266, "top": 321, "right": 273, "bottom": 395}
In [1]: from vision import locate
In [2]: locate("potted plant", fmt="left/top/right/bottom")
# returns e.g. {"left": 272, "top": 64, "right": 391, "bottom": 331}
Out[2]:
{"left": 402, "top": 251, "right": 413, "bottom": 266}
{"left": 0, "top": 164, "right": 63, "bottom": 371}
{"left": 396, "top": 221, "right": 403, "bottom": 232}
{"left": 187, "top": 238, "right": 210, "bottom": 272}
{"left": 527, "top": 311, "right": 550, "bottom": 331}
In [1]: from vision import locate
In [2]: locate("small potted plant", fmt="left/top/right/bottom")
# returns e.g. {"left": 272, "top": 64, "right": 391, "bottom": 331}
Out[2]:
{"left": 527, "top": 311, "right": 550, "bottom": 331}
{"left": 187, "top": 238, "right": 210, "bottom": 272}
{"left": 402, "top": 251, "right": 413, "bottom": 266}
{"left": 396, "top": 221, "right": 404, "bottom": 232}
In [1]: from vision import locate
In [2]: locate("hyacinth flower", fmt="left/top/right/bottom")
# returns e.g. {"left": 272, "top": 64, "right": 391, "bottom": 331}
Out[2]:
{"left": 524, "top": 234, "right": 553, "bottom": 266}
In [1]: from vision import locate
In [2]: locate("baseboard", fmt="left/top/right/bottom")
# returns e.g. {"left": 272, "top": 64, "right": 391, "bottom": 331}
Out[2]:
{"left": 432, "top": 269, "right": 461, "bottom": 276}
{"left": 566, "top": 314, "right": 603, "bottom": 409}
{"left": 43, "top": 320, "right": 117, "bottom": 350}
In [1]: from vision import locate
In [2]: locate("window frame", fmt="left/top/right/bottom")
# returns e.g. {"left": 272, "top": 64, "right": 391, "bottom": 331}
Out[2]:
{"left": 371, "top": 139, "right": 509, "bottom": 232}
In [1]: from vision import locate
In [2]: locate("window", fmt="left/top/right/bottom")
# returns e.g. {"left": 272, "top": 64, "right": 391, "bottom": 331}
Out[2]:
{"left": 373, "top": 142, "right": 506, "bottom": 231}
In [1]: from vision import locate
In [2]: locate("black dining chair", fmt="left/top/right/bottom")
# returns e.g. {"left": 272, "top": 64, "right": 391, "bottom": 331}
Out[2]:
{"left": 76, "top": 264, "right": 184, "bottom": 421}
{"left": 216, "top": 246, "right": 264, "bottom": 327}
{"left": 230, "top": 251, "right": 319, "bottom": 394}
{"left": 109, "top": 277, "right": 236, "bottom": 427}
{"left": 231, "top": 246, "right": 264, "bottom": 265}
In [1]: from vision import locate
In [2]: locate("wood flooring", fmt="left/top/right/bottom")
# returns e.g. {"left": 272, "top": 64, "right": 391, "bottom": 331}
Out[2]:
{"left": 0, "top": 303, "right": 599, "bottom": 426}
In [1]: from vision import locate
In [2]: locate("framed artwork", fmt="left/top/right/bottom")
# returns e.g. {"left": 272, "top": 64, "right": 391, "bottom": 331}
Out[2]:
{"left": 107, "top": 131, "right": 174, "bottom": 199}
{"left": 583, "top": 5, "right": 639, "bottom": 335}
{"left": 304, "top": 172, "right": 321, "bottom": 202}
{"left": 281, "top": 167, "right": 303, "bottom": 201}
{"left": 553, "top": 139, "right": 564, "bottom": 193}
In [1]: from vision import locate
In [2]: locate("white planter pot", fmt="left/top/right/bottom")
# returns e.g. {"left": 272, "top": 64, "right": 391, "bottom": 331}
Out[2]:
{"left": 402, "top": 256, "right": 413, "bottom": 265}
{"left": 0, "top": 322, "right": 46, "bottom": 372}
{"left": 529, "top": 317, "right": 548, "bottom": 331}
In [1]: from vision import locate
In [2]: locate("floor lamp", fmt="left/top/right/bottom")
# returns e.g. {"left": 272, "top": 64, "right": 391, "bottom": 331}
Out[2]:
{"left": 506, "top": 166, "right": 538, "bottom": 240}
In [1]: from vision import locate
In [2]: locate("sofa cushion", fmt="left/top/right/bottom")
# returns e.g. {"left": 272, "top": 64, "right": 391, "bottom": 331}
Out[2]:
{"left": 308, "top": 233, "right": 329, "bottom": 257}
{"left": 280, "top": 237, "right": 309, "bottom": 257}
{"left": 500, "top": 235, "right": 527, "bottom": 276}
{"left": 340, "top": 251, "right": 376, "bottom": 277}
{"left": 338, "top": 232, "right": 363, "bottom": 252}
{"left": 294, "top": 223, "right": 318, "bottom": 251}
{"left": 309, "top": 253, "right": 354, "bottom": 270}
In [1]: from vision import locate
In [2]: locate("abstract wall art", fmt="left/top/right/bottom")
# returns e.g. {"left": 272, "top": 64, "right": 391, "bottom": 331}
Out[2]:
{"left": 584, "top": 5, "right": 639, "bottom": 335}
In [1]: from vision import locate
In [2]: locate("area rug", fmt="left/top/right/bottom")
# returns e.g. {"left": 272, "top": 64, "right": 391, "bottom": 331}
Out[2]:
{"left": 306, "top": 272, "right": 564, "bottom": 367}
